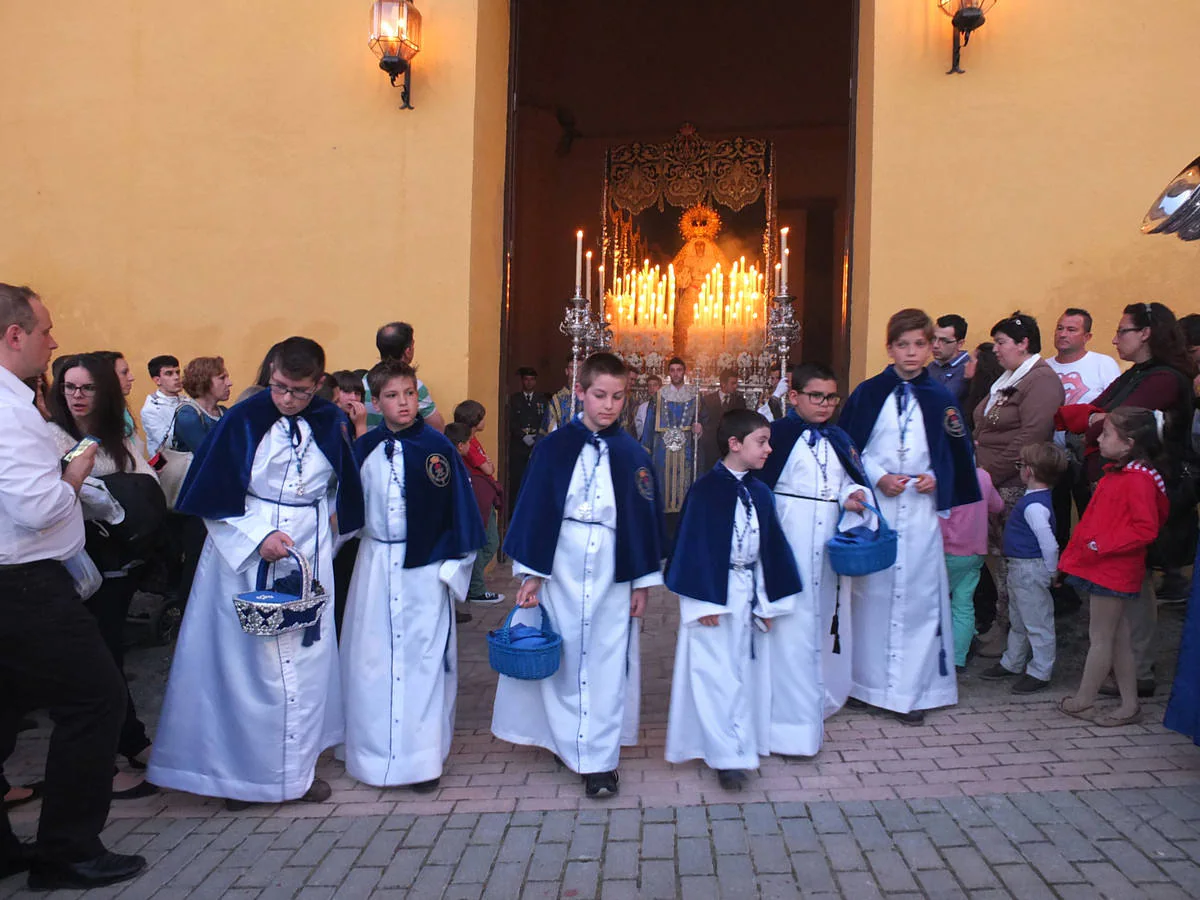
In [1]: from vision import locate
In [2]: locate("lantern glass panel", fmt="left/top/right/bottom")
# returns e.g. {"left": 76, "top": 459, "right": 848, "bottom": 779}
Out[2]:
{"left": 370, "top": 1, "right": 422, "bottom": 63}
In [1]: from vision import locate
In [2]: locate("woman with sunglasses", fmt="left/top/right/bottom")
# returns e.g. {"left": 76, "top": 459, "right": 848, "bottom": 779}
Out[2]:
{"left": 46, "top": 353, "right": 158, "bottom": 798}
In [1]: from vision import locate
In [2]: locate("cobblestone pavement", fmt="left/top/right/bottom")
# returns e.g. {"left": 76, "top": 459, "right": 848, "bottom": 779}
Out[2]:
{"left": 5, "top": 573, "right": 1200, "bottom": 897}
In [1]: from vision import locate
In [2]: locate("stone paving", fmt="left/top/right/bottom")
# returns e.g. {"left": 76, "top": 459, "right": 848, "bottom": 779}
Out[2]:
{"left": 4, "top": 570, "right": 1200, "bottom": 897}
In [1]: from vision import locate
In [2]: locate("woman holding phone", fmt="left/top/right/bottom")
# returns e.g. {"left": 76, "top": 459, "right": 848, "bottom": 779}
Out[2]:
{"left": 47, "top": 353, "right": 160, "bottom": 798}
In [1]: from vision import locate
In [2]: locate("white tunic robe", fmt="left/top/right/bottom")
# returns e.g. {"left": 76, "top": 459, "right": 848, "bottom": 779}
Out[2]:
{"left": 771, "top": 435, "right": 867, "bottom": 755}
{"left": 340, "top": 442, "right": 475, "bottom": 786}
{"left": 851, "top": 391, "right": 958, "bottom": 714}
{"left": 665, "top": 478, "right": 794, "bottom": 770}
{"left": 491, "top": 438, "right": 662, "bottom": 774}
{"left": 148, "top": 418, "right": 344, "bottom": 802}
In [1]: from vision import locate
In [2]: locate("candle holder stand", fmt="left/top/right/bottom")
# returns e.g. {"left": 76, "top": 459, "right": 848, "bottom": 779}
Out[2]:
{"left": 767, "top": 291, "right": 801, "bottom": 376}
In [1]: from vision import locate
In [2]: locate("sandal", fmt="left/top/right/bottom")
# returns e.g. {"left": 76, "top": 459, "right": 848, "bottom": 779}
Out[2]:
{"left": 1057, "top": 697, "right": 1094, "bottom": 721}
{"left": 1093, "top": 707, "right": 1143, "bottom": 728}
{"left": 2, "top": 782, "right": 43, "bottom": 810}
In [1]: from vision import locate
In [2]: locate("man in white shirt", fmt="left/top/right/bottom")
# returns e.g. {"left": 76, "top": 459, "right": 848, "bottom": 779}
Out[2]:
{"left": 1045, "top": 307, "right": 1122, "bottom": 568}
{"left": 139, "top": 354, "right": 184, "bottom": 457}
{"left": 0, "top": 284, "right": 145, "bottom": 890}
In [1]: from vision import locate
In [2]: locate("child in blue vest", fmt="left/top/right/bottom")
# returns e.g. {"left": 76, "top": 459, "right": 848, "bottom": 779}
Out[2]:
{"left": 980, "top": 442, "right": 1067, "bottom": 692}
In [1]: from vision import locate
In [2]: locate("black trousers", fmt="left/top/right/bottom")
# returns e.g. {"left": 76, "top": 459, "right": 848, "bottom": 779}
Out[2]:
{"left": 1052, "top": 459, "right": 1092, "bottom": 550}
{"left": 176, "top": 514, "right": 208, "bottom": 604}
{"left": 84, "top": 576, "right": 151, "bottom": 758}
{"left": 0, "top": 561, "right": 125, "bottom": 863}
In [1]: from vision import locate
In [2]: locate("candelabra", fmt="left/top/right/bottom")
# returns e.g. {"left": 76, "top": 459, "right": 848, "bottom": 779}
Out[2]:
{"left": 559, "top": 289, "right": 592, "bottom": 400}
{"left": 585, "top": 316, "right": 613, "bottom": 353}
{"left": 767, "top": 291, "right": 801, "bottom": 375}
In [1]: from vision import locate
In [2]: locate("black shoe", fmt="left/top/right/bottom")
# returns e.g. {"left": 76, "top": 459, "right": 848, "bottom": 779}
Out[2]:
{"left": 411, "top": 778, "right": 440, "bottom": 794}
{"left": 300, "top": 778, "right": 331, "bottom": 803}
{"left": 1011, "top": 675, "right": 1051, "bottom": 694}
{"left": 455, "top": 610, "right": 473, "bottom": 624}
{"left": 1099, "top": 679, "right": 1156, "bottom": 699}
{"left": 844, "top": 697, "right": 870, "bottom": 710}
{"left": 583, "top": 770, "right": 619, "bottom": 797}
{"left": 955, "top": 665, "right": 967, "bottom": 674}
{"left": 979, "top": 663, "right": 1020, "bottom": 680}
{"left": 894, "top": 709, "right": 925, "bottom": 726}
{"left": 112, "top": 780, "right": 158, "bottom": 801}
{"left": 27, "top": 851, "right": 146, "bottom": 891}
{"left": 716, "top": 769, "right": 747, "bottom": 792}
{"left": 224, "top": 798, "right": 255, "bottom": 811}
{"left": 123, "top": 748, "right": 151, "bottom": 771}
{"left": 0, "top": 842, "right": 35, "bottom": 880}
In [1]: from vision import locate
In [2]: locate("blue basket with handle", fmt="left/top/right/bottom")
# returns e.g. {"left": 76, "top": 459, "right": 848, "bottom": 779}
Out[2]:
{"left": 826, "top": 501, "right": 898, "bottom": 576}
{"left": 487, "top": 604, "right": 563, "bottom": 680}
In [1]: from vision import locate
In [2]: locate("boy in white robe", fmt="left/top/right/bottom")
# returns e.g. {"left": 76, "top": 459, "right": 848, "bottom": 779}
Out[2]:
{"left": 758, "top": 364, "right": 871, "bottom": 756}
{"left": 340, "top": 361, "right": 484, "bottom": 792}
{"left": 148, "top": 337, "right": 364, "bottom": 809}
{"left": 665, "top": 409, "right": 802, "bottom": 790}
{"left": 493, "top": 352, "right": 666, "bottom": 798}
{"left": 837, "top": 309, "right": 981, "bottom": 725}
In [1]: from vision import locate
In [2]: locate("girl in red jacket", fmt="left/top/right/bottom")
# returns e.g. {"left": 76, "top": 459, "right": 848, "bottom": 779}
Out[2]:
{"left": 1058, "top": 407, "right": 1170, "bottom": 727}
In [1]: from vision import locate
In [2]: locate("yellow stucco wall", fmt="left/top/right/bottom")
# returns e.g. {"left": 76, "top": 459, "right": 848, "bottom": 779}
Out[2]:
{"left": 852, "top": 0, "right": 1200, "bottom": 381}
{"left": 0, "top": 0, "right": 508, "bottom": 454}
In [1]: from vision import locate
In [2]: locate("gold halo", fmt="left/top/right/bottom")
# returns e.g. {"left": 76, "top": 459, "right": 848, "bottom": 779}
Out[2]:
{"left": 678, "top": 204, "right": 722, "bottom": 241}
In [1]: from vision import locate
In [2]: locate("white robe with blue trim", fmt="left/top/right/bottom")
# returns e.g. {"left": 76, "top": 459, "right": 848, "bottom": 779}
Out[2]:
{"left": 339, "top": 442, "right": 475, "bottom": 786}
{"left": 491, "top": 438, "right": 662, "bottom": 774}
{"left": 148, "top": 419, "right": 343, "bottom": 802}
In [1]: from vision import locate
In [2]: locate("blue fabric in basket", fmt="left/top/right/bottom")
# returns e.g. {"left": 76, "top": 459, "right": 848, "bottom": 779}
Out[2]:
{"left": 502, "top": 623, "right": 557, "bottom": 648}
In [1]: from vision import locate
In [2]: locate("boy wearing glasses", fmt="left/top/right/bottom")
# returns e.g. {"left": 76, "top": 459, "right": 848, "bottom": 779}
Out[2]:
{"left": 927, "top": 314, "right": 971, "bottom": 407}
{"left": 148, "top": 337, "right": 364, "bottom": 810}
{"left": 837, "top": 309, "right": 980, "bottom": 725}
{"left": 758, "top": 363, "right": 870, "bottom": 756}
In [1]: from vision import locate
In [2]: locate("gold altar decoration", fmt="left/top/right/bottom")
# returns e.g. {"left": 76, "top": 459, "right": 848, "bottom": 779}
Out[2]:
{"left": 600, "top": 126, "right": 778, "bottom": 371}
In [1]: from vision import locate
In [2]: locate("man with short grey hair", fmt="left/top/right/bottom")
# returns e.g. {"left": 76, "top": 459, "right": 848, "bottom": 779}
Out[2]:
{"left": 0, "top": 283, "right": 146, "bottom": 890}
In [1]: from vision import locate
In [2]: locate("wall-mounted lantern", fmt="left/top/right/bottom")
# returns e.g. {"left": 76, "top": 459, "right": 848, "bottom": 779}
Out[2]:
{"left": 1143, "top": 157, "right": 1200, "bottom": 242}
{"left": 939, "top": 1, "right": 997, "bottom": 75}
{"left": 369, "top": 1, "right": 422, "bottom": 109}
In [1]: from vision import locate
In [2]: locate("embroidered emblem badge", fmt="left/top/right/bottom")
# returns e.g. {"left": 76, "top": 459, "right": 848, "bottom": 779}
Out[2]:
{"left": 943, "top": 407, "right": 966, "bottom": 439}
{"left": 635, "top": 466, "right": 655, "bottom": 501}
{"left": 426, "top": 453, "right": 451, "bottom": 487}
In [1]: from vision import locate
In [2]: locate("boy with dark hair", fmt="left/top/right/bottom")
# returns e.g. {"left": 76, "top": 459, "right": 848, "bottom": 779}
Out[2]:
{"left": 148, "top": 336, "right": 364, "bottom": 809}
{"left": 340, "top": 360, "right": 484, "bottom": 792}
{"left": 495, "top": 352, "right": 665, "bottom": 797}
{"left": 141, "top": 354, "right": 184, "bottom": 457}
{"left": 838, "top": 309, "right": 980, "bottom": 725}
{"left": 758, "top": 362, "right": 870, "bottom": 754}
{"left": 928, "top": 314, "right": 971, "bottom": 406}
{"left": 452, "top": 400, "right": 504, "bottom": 605}
{"left": 665, "top": 408, "right": 802, "bottom": 791}
{"left": 981, "top": 442, "right": 1068, "bottom": 693}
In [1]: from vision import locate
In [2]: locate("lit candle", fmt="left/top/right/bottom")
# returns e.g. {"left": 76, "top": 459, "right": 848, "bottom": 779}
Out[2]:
{"left": 783, "top": 248, "right": 790, "bottom": 294}
{"left": 597, "top": 264, "right": 604, "bottom": 313}
{"left": 575, "top": 230, "right": 583, "bottom": 295}
{"left": 780, "top": 227, "right": 790, "bottom": 292}
{"left": 585, "top": 250, "right": 593, "bottom": 305}
{"left": 774, "top": 262, "right": 782, "bottom": 296}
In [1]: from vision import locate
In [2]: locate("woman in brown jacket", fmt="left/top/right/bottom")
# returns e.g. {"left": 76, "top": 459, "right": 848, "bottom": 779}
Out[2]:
{"left": 972, "top": 313, "right": 1065, "bottom": 656}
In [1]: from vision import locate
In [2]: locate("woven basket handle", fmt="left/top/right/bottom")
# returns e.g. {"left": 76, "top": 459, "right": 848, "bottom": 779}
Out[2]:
{"left": 835, "top": 499, "right": 891, "bottom": 535}
{"left": 499, "top": 603, "right": 558, "bottom": 643}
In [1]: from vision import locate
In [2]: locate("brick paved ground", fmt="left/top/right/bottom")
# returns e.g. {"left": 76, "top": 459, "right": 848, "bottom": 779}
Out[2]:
{"left": 5, "top": 571, "right": 1200, "bottom": 897}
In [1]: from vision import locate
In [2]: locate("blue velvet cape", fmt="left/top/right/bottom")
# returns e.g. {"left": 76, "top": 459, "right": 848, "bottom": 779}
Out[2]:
{"left": 837, "top": 367, "right": 980, "bottom": 511}
{"left": 176, "top": 389, "right": 364, "bottom": 532}
{"left": 355, "top": 417, "right": 486, "bottom": 568}
{"left": 503, "top": 417, "right": 666, "bottom": 583}
{"left": 1165, "top": 535, "right": 1200, "bottom": 746}
{"left": 758, "top": 409, "right": 869, "bottom": 491}
{"left": 665, "top": 464, "right": 802, "bottom": 606}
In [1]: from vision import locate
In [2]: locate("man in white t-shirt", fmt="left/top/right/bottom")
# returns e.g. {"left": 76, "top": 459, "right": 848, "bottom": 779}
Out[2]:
{"left": 1044, "top": 308, "right": 1122, "bottom": 572}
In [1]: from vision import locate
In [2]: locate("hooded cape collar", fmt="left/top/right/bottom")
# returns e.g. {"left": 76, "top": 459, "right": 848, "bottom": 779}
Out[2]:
{"left": 176, "top": 389, "right": 364, "bottom": 531}
{"left": 758, "top": 408, "right": 868, "bottom": 490}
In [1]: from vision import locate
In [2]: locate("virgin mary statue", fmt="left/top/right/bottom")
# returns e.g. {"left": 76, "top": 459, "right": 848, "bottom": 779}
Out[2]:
{"left": 671, "top": 204, "right": 728, "bottom": 355}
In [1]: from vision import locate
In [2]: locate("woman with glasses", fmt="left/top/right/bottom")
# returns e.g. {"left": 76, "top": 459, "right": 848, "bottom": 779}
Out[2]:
{"left": 970, "top": 313, "right": 1064, "bottom": 659}
{"left": 758, "top": 363, "right": 870, "bottom": 755}
{"left": 1058, "top": 301, "right": 1197, "bottom": 694}
{"left": 46, "top": 353, "right": 159, "bottom": 798}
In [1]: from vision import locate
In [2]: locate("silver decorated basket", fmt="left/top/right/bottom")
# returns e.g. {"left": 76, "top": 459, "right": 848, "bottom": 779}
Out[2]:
{"left": 233, "top": 547, "right": 328, "bottom": 637}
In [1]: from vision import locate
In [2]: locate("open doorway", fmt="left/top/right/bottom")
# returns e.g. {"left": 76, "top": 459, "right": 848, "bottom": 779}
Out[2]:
{"left": 499, "top": 0, "right": 857, "bottom": 492}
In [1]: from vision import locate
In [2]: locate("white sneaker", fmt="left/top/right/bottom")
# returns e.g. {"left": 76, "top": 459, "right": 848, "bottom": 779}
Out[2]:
{"left": 469, "top": 591, "right": 506, "bottom": 605}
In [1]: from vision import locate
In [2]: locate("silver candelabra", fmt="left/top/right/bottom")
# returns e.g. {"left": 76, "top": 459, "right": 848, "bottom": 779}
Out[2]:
{"left": 559, "top": 289, "right": 592, "bottom": 397}
{"left": 767, "top": 291, "right": 801, "bottom": 375}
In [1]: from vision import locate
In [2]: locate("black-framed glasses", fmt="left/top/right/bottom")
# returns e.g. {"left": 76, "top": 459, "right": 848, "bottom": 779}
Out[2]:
{"left": 269, "top": 382, "right": 315, "bottom": 400}
{"left": 932, "top": 336, "right": 962, "bottom": 346}
{"left": 802, "top": 391, "right": 841, "bottom": 406}
{"left": 1115, "top": 327, "right": 1145, "bottom": 336}
{"left": 62, "top": 382, "right": 97, "bottom": 396}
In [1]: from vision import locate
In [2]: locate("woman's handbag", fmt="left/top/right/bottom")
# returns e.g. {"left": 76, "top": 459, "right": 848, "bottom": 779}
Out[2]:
{"left": 487, "top": 604, "right": 563, "bottom": 680}
{"left": 826, "top": 501, "right": 898, "bottom": 576}
{"left": 233, "top": 547, "right": 328, "bottom": 643}
{"left": 156, "top": 401, "right": 202, "bottom": 509}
